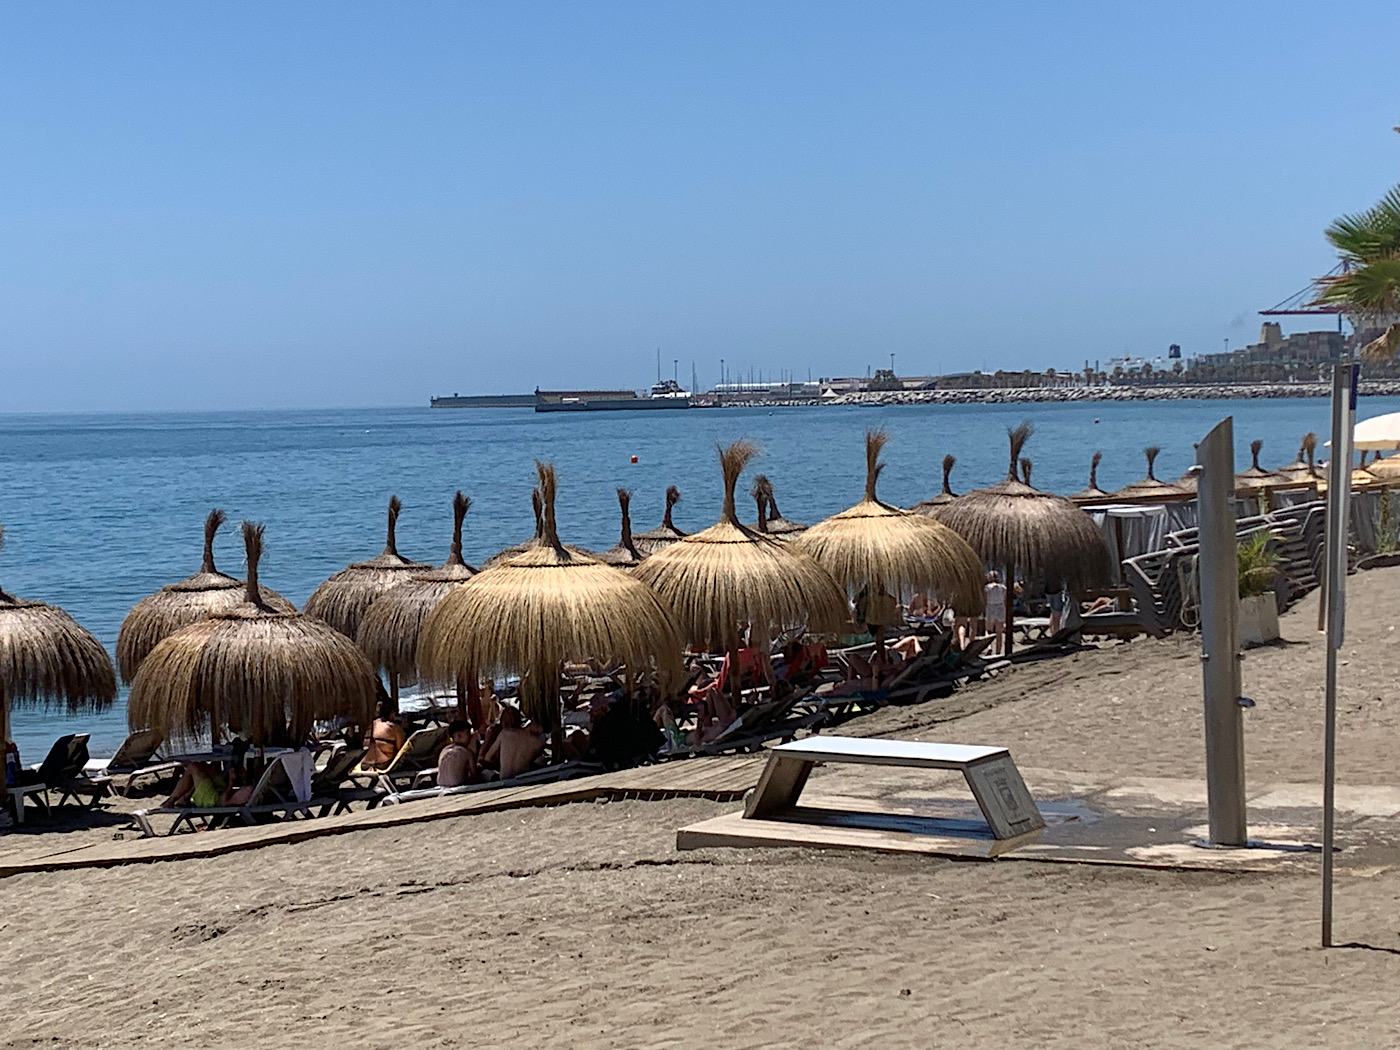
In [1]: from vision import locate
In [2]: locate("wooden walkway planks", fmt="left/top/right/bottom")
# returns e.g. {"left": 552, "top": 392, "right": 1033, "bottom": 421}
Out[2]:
{"left": 0, "top": 756, "right": 764, "bottom": 880}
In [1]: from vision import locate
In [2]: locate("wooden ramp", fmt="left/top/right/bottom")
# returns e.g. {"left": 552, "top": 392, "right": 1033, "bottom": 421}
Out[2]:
{"left": 0, "top": 757, "right": 763, "bottom": 880}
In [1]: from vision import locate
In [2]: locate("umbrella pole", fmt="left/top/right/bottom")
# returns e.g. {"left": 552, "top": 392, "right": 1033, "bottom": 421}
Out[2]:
{"left": 0, "top": 684, "right": 9, "bottom": 812}
{"left": 455, "top": 674, "right": 468, "bottom": 721}
{"left": 1004, "top": 562, "right": 1015, "bottom": 658}
{"left": 389, "top": 673, "right": 400, "bottom": 716}
{"left": 549, "top": 666, "right": 565, "bottom": 765}
{"left": 728, "top": 639, "right": 743, "bottom": 715}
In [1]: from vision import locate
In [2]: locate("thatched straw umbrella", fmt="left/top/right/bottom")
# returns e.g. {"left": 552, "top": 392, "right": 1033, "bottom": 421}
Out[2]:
{"left": 937, "top": 422, "right": 1114, "bottom": 655}
{"left": 795, "top": 431, "right": 984, "bottom": 652}
{"left": 1234, "top": 440, "right": 1283, "bottom": 499}
{"left": 117, "top": 509, "right": 295, "bottom": 684}
{"left": 1110, "top": 447, "right": 1191, "bottom": 503}
{"left": 762, "top": 480, "right": 807, "bottom": 537}
{"left": 357, "top": 492, "right": 478, "bottom": 718}
{"left": 0, "top": 526, "right": 117, "bottom": 813}
{"left": 749, "top": 475, "right": 774, "bottom": 533}
{"left": 1070, "top": 452, "right": 1111, "bottom": 504}
{"left": 1275, "top": 433, "right": 1320, "bottom": 485}
{"left": 633, "top": 486, "right": 687, "bottom": 554}
{"left": 910, "top": 455, "right": 960, "bottom": 516}
{"left": 305, "top": 496, "right": 429, "bottom": 641}
{"left": 482, "top": 490, "right": 543, "bottom": 568}
{"left": 633, "top": 440, "right": 848, "bottom": 710}
{"left": 129, "top": 522, "right": 379, "bottom": 749}
{"left": 597, "top": 489, "right": 646, "bottom": 567}
{"left": 419, "top": 464, "right": 683, "bottom": 762}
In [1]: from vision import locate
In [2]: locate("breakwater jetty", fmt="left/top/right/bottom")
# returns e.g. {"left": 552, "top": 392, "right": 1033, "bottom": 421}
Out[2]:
{"left": 725, "top": 379, "right": 1400, "bottom": 409}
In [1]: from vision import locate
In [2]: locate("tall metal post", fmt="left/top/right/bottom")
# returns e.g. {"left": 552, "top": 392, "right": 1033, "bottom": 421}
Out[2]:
{"left": 1321, "top": 359, "right": 1359, "bottom": 948}
{"left": 1197, "top": 417, "right": 1247, "bottom": 845}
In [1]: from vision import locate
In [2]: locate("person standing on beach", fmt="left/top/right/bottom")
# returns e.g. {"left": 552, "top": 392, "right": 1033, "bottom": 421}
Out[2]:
{"left": 983, "top": 571, "right": 1007, "bottom": 656}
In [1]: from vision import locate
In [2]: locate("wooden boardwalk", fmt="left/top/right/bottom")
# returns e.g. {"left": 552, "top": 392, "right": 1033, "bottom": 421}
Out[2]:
{"left": 0, "top": 756, "right": 762, "bottom": 880}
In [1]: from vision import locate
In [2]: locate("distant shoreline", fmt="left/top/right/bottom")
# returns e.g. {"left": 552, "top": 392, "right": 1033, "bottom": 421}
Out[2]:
{"left": 719, "top": 380, "right": 1400, "bottom": 409}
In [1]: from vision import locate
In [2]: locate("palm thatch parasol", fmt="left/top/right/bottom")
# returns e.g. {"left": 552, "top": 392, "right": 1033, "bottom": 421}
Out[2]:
{"left": 762, "top": 479, "right": 807, "bottom": 537}
{"left": 633, "top": 440, "right": 848, "bottom": 710}
{"left": 1110, "top": 447, "right": 1191, "bottom": 503}
{"left": 117, "top": 509, "right": 295, "bottom": 684}
{"left": 1273, "top": 433, "right": 1322, "bottom": 490}
{"left": 910, "top": 455, "right": 960, "bottom": 516}
{"left": 419, "top": 463, "right": 683, "bottom": 761}
{"left": 1365, "top": 452, "right": 1400, "bottom": 481}
{"left": 633, "top": 485, "right": 687, "bottom": 554}
{"left": 937, "top": 422, "right": 1114, "bottom": 654}
{"left": 357, "top": 492, "right": 478, "bottom": 716}
{"left": 794, "top": 430, "right": 984, "bottom": 622}
{"left": 128, "top": 521, "right": 379, "bottom": 749}
{"left": 0, "top": 525, "right": 117, "bottom": 810}
{"left": 1234, "top": 440, "right": 1282, "bottom": 496}
{"left": 749, "top": 475, "right": 774, "bottom": 533}
{"left": 481, "top": 489, "right": 543, "bottom": 568}
{"left": 304, "top": 496, "right": 429, "bottom": 641}
{"left": 1070, "top": 452, "right": 1111, "bottom": 504}
{"left": 597, "top": 489, "right": 646, "bottom": 567}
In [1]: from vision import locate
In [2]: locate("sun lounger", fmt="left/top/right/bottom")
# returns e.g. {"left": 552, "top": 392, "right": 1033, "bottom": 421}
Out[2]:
{"left": 353, "top": 725, "right": 450, "bottom": 793}
{"left": 17, "top": 734, "right": 110, "bottom": 811}
{"left": 131, "top": 752, "right": 331, "bottom": 837}
{"left": 84, "top": 728, "right": 178, "bottom": 796}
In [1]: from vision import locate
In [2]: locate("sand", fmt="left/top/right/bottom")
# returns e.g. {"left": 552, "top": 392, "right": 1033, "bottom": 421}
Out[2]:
{"left": 3, "top": 569, "right": 1400, "bottom": 1048}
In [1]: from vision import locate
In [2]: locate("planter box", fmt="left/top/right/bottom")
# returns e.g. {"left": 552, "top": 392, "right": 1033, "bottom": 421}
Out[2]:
{"left": 1239, "top": 591, "right": 1280, "bottom": 648}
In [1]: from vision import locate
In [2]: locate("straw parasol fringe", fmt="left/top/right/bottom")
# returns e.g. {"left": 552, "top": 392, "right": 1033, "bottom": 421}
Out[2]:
{"left": 938, "top": 422, "right": 1114, "bottom": 653}
{"left": 598, "top": 489, "right": 646, "bottom": 567}
{"left": 0, "top": 525, "right": 116, "bottom": 715}
{"left": 794, "top": 429, "right": 984, "bottom": 615}
{"left": 129, "top": 521, "right": 379, "bottom": 748}
{"left": 357, "top": 492, "right": 477, "bottom": 690}
{"left": 633, "top": 440, "right": 848, "bottom": 661}
{"left": 1275, "top": 433, "right": 1323, "bottom": 486}
{"left": 911, "top": 455, "right": 959, "bottom": 516}
{"left": 419, "top": 463, "right": 684, "bottom": 760}
{"left": 1071, "top": 452, "right": 1110, "bottom": 504}
{"left": 304, "top": 496, "right": 429, "bottom": 640}
{"left": 634, "top": 486, "right": 688, "bottom": 554}
{"left": 117, "top": 509, "right": 294, "bottom": 683}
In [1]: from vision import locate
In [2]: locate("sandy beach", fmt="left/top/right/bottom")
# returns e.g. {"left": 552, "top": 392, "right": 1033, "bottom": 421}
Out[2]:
{"left": 4, "top": 569, "right": 1400, "bottom": 1048}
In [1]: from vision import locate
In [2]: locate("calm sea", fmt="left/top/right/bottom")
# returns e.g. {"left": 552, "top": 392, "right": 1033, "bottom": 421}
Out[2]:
{"left": 4, "top": 395, "right": 1392, "bottom": 760}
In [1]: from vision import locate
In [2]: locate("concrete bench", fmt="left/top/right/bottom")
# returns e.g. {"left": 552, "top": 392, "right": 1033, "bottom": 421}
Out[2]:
{"left": 678, "top": 735, "right": 1045, "bottom": 858}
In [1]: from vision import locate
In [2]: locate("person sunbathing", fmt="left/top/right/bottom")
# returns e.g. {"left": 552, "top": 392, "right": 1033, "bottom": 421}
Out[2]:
{"left": 436, "top": 720, "right": 478, "bottom": 788}
{"left": 163, "top": 761, "right": 225, "bottom": 808}
{"left": 362, "top": 699, "right": 406, "bottom": 770}
{"left": 481, "top": 705, "right": 544, "bottom": 779}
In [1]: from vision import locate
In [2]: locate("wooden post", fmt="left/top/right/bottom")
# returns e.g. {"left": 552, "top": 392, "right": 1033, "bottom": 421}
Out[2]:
{"left": 389, "top": 673, "right": 400, "bottom": 716}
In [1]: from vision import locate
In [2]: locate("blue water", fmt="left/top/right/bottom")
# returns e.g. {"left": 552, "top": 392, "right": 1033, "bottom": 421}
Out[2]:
{"left": 3, "top": 396, "right": 1391, "bottom": 760}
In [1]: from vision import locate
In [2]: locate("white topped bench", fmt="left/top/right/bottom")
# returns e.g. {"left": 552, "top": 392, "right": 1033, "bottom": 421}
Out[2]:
{"left": 679, "top": 735, "right": 1045, "bottom": 858}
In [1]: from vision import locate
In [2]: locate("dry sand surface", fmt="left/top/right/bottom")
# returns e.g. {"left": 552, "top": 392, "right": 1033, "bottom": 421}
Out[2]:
{"left": 3, "top": 569, "right": 1400, "bottom": 1048}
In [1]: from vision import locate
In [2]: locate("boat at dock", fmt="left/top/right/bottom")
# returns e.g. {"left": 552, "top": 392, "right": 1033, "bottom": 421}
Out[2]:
{"left": 534, "top": 380, "right": 693, "bottom": 413}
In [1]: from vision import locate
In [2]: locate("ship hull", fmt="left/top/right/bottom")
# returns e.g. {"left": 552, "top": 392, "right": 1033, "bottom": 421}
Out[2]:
{"left": 535, "top": 398, "right": 693, "bottom": 413}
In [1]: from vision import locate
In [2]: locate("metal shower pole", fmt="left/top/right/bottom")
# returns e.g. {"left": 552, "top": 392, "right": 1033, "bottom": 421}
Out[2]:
{"left": 1196, "top": 417, "right": 1247, "bottom": 846}
{"left": 1321, "top": 358, "right": 1359, "bottom": 948}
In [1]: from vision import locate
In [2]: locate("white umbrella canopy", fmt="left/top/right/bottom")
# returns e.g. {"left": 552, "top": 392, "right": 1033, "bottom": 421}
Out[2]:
{"left": 1350, "top": 412, "right": 1400, "bottom": 452}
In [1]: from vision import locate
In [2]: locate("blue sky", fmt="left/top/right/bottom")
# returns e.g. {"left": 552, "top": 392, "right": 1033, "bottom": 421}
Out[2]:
{"left": 1, "top": 2, "right": 1397, "bottom": 411}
